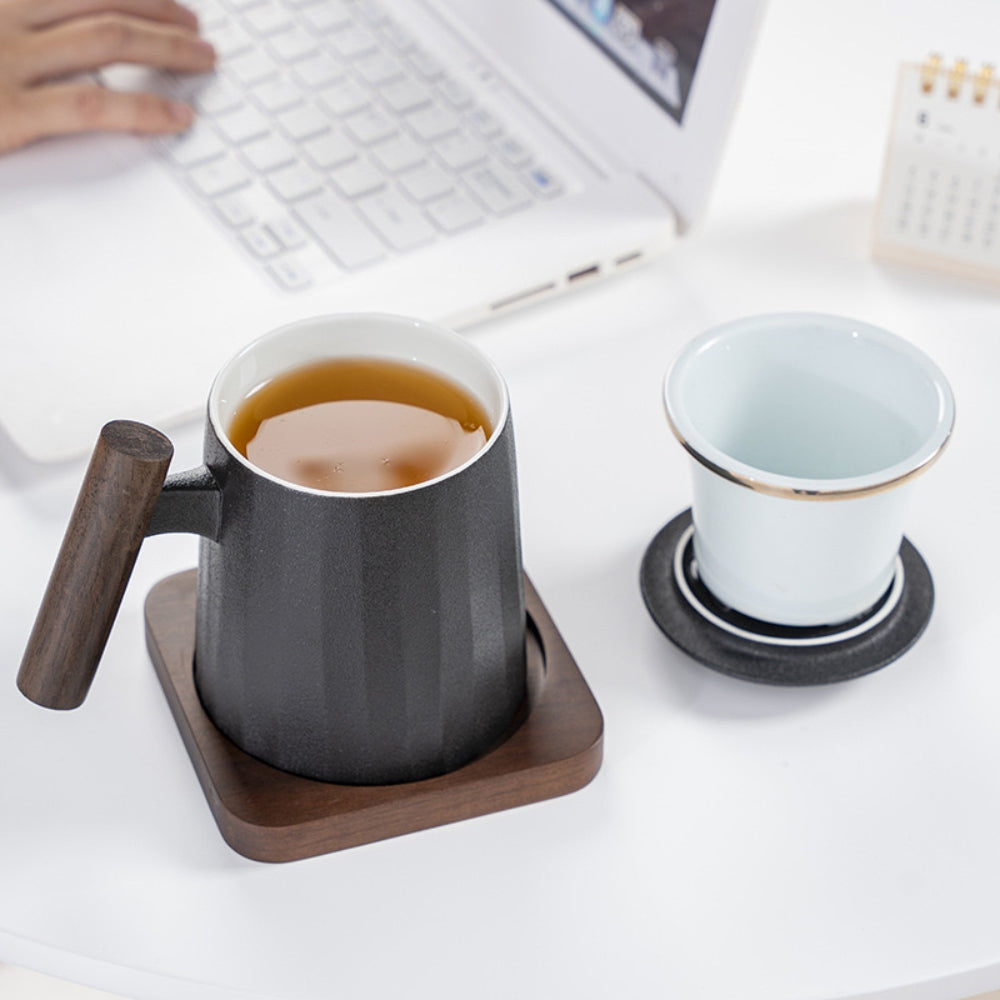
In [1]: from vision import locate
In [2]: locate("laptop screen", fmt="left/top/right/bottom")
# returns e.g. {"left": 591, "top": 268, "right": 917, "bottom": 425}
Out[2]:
{"left": 545, "top": 0, "right": 718, "bottom": 124}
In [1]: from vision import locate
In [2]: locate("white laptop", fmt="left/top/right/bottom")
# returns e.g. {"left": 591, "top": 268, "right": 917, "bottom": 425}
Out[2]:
{"left": 0, "top": 0, "right": 763, "bottom": 462}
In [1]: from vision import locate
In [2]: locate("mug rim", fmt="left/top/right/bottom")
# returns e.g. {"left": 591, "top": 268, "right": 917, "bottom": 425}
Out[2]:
{"left": 208, "top": 312, "right": 511, "bottom": 498}
{"left": 663, "top": 312, "right": 956, "bottom": 501}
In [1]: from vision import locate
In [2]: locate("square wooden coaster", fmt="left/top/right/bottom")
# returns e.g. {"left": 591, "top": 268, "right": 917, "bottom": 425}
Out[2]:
{"left": 144, "top": 570, "right": 603, "bottom": 862}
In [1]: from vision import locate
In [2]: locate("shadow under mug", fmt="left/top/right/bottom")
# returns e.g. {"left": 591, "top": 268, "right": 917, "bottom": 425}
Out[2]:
{"left": 664, "top": 312, "right": 955, "bottom": 628}
{"left": 18, "top": 313, "right": 527, "bottom": 785}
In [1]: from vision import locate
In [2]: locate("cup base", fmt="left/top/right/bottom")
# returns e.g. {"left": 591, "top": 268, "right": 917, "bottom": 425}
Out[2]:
{"left": 640, "top": 509, "right": 934, "bottom": 685}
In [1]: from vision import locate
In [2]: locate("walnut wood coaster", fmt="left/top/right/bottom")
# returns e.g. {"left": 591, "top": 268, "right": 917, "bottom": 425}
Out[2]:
{"left": 144, "top": 570, "right": 604, "bottom": 862}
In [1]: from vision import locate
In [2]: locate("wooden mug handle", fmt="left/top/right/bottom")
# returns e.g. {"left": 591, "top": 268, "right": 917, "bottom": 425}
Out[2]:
{"left": 17, "top": 421, "right": 174, "bottom": 710}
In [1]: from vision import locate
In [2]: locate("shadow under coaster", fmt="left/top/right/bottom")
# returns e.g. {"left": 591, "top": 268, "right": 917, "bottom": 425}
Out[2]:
{"left": 145, "top": 570, "right": 603, "bottom": 862}
{"left": 640, "top": 509, "right": 934, "bottom": 686}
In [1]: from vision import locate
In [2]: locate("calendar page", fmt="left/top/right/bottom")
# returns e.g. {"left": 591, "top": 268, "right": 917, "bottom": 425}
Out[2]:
{"left": 873, "top": 56, "right": 1000, "bottom": 283}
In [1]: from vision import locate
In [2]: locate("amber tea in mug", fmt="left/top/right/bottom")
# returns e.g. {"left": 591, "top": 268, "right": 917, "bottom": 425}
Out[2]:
{"left": 228, "top": 357, "right": 493, "bottom": 493}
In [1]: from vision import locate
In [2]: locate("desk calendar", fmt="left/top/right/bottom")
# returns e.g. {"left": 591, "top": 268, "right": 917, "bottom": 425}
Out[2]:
{"left": 873, "top": 56, "right": 1000, "bottom": 284}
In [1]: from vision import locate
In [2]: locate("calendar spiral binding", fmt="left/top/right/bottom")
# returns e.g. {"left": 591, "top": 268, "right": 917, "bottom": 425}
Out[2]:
{"left": 872, "top": 54, "right": 1000, "bottom": 285}
{"left": 918, "top": 54, "right": 998, "bottom": 104}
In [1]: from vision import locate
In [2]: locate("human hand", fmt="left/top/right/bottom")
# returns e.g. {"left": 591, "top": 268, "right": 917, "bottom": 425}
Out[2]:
{"left": 0, "top": 0, "right": 217, "bottom": 153}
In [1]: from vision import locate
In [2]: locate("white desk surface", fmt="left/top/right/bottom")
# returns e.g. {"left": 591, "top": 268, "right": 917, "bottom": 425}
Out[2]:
{"left": 3, "top": 1, "right": 1000, "bottom": 998}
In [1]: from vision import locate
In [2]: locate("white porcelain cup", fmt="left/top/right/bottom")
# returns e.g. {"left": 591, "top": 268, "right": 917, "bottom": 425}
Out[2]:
{"left": 664, "top": 313, "right": 955, "bottom": 627}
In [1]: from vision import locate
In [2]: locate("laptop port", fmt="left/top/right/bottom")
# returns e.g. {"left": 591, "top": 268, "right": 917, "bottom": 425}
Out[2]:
{"left": 567, "top": 265, "right": 600, "bottom": 283}
{"left": 614, "top": 251, "right": 643, "bottom": 267}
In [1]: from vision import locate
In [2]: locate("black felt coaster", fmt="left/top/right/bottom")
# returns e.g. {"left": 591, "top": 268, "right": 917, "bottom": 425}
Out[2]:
{"left": 639, "top": 509, "right": 934, "bottom": 686}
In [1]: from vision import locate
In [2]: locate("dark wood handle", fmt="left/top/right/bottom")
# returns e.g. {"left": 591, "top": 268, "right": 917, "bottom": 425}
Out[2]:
{"left": 18, "top": 421, "right": 174, "bottom": 709}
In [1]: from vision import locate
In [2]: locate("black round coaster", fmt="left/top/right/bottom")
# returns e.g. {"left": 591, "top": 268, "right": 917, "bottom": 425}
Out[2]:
{"left": 639, "top": 509, "right": 935, "bottom": 686}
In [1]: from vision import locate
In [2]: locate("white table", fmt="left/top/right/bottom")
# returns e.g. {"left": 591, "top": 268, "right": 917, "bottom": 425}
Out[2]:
{"left": 4, "top": 1, "right": 1000, "bottom": 998}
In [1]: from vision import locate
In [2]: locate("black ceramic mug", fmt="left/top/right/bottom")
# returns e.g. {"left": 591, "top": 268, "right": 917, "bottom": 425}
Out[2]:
{"left": 19, "top": 313, "right": 527, "bottom": 785}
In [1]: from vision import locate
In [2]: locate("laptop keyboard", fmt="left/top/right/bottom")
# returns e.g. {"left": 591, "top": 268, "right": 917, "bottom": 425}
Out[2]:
{"left": 155, "top": 0, "right": 565, "bottom": 291}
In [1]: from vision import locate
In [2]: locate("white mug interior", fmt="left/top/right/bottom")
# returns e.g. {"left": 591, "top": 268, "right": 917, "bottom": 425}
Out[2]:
{"left": 209, "top": 312, "right": 509, "bottom": 496}
{"left": 664, "top": 313, "right": 955, "bottom": 626}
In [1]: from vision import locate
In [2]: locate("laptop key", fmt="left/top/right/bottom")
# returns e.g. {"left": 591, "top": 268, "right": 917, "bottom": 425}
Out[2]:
{"left": 213, "top": 192, "right": 256, "bottom": 227}
{"left": 266, "top": 216, "right": 309, "bottom": 250}
{"left": 328, "top": 25, "right": 379, "bottom": 61}
{"left": 398, "top": 161, "right": 453, "bottom": 203}
{"left": 523, "top": 165, "right": 564, "bottom": 199}
{"left": 225, "top": 47, "right": 279, "bottom": 87}
{"left": 251, "top": 76, "right": 304, "bottom": 114}
{"left": 433, "top": 130, "right": 488, "bottom": 171}
{"left": 318, "top": 78, "right": 371, "bottom": 117}
{"left": 370, "top": 133, "right": 425, "bottom": 172}
{"left": 267, "top": 25, "right": 320, "bottom": 63}
{"left": 408, "top": 48, "right": 444, "bottom": 81}
{"left": 267, "top": 257, "right": 313, "bottom": 290}
{"left": 213, "top": 103, "right": 271, "bottom": 143}
{"left": 379, "top": 18, "right": 415, "bottom": 53}
{"left": 353, "top": 0, "right": 388, "bottom": 25}
{"left": 463, "top": 164, "right": 531, "bottom": 215}
{"left": 407, "top": 104, "right": 461, "bottom": 142}
{"left": 302, "top": 129, "right": 356, "bottom": 169}
{"left": 496, "top": 135, "right": 532, "bottom": 168}
{"left": 240, "top": 224, "right": 282, "bottom": 257}
{"left": 187, "top": 154, "right": 252, "bottom": 197}
{"left": 267, "top": 162, "right": 324, "bottom": 201}
{"left": 437, "top": 75, "right": 472, "bottom": 109}
{"left": 379, "top": 75, "right": 432, "bottom": 114}
{"left": 300, "top": 0, "right": 352, "bottom": 33}
{"left": 239, "top": 133, "right": 298, "bottom": 172}
{"left": 205, "top": 19, "right": 254, "bottom": 58}
{"left": 355, "top": 190, "right": 435, "bottom": 250}
{"left": 293, "top": 193, "right": 386, "bottom": 268}
{"left": 161, "top": 121, "right": 226, "bottom": 167}
{"left": 343, "top": 107, "right": 397, "bottom": 145}
{"left": 354, "top": 50, "right": 404, "bottom": 87}
{"left": 185, "top": 0, "right": 228, "bottom": 28}
{"left": 242, "top": 2, "right": 293, "bottom": 36}
{"left": 424, "top": 190, "right": 484, "bottom": 232}
{"left": 466, "top": 106, "right": 503, "bottom": 138}
{"left": 293, "top": 52, "right": 346, "bottom": 90}
{"left": 328, "top": 158, "right": 386, "bottom": 198}
{"left": 276, "top": 101, "right": 329, "bottom": 141}
{"left": 171, "top": 73, "right": 243, "bottom": 115}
